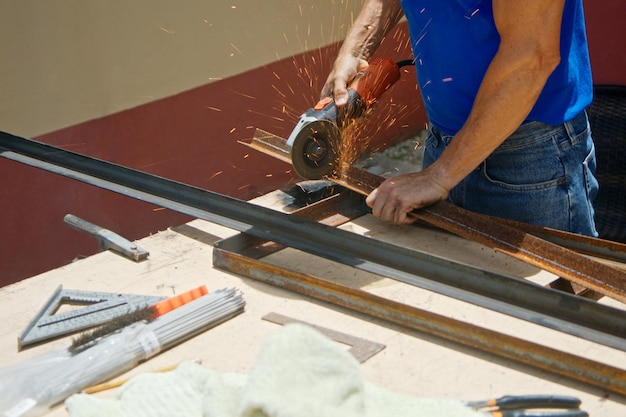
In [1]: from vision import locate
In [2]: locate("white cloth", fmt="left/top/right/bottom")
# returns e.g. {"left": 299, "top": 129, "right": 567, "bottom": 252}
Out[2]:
{"left": 65, "top": 324, "right": 481, "bottom": 417}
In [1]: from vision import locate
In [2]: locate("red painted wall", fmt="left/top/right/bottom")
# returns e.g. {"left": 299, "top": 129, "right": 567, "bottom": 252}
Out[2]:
{"left": 584, "top": 0, "right": 626, "bottom": 86}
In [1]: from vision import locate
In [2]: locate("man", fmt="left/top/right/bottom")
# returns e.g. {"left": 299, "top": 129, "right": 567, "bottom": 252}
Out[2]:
{"left": 322, "top": 0, "right": 598, "bottom": 236}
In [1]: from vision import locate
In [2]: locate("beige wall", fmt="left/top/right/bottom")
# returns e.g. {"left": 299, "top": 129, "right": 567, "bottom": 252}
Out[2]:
{"left": 0, "top": 1, "right": 364, "bottom": 137}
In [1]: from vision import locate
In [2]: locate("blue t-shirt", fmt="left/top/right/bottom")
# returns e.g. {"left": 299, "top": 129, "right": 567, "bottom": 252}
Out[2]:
{"left": 400, "top": 0, "right": 592, "bottom": 135}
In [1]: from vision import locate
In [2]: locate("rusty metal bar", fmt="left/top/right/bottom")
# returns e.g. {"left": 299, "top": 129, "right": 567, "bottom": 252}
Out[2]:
{"left": 212, "top": 242, "right": 626, "bottom": 397}
{"left": 247, "top": 128, "right": 626, "bottom": 265}
{"left": 493, "top": 217, "right": 626, "bottom": 264}
{"left": 239, "top": 130, "right": 292, "bottom": 164}
{"left": 214, "top": 228, "right": 626, "bottom": 352}
{"left": 334, "top": 165, "right": 626, "bottom": 303}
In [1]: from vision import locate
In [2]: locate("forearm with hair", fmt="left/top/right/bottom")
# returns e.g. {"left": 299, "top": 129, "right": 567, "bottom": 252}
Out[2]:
{"left": 338, "top": 0, "right": 404, "bottom": 61}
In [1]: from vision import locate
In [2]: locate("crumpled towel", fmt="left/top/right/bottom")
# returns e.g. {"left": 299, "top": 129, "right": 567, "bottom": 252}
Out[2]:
{"left": 65, "top": 323, "right": 481, "bottom": 417}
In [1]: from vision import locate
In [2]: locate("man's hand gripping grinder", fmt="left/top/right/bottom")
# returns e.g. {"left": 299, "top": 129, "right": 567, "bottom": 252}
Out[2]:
{"left": 286, "top": 58, "right": 409, "bottom": 179}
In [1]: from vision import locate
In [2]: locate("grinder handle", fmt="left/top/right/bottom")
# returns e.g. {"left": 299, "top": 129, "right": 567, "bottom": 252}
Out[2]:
{"left": 312, "top": 57, "right": 401, "bottom": 127}
{"left": 349, "top": 57, "right": 401, "bottom": 107}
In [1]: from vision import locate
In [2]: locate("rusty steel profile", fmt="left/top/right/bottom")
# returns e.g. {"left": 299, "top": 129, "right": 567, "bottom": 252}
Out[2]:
{"left": 248, "top": 128, "right": 626, "bottom": 266}
{"left": 212, "top": 239, "right": 626, "bottom": 397}
{"left": 335, "top": 165, "right": 626, "bottom": 303}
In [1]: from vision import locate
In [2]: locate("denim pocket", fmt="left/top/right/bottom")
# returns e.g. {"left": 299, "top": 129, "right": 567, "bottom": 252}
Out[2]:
{"left": 582, "top": 144, "right": 599, "bottom": 223}
{"left": 482, "top": 135, "right": 566, "bottom": 191}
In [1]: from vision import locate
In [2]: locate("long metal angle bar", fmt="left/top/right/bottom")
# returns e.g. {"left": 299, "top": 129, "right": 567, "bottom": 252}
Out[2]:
{"left": 335, "top": 165, "right": 626, "bottom": 303}
{"left": 212, "top": 245, "right": 626, "bottom": 397}
{"left": 1, "top": 130, "right": 626, "bottom": 350}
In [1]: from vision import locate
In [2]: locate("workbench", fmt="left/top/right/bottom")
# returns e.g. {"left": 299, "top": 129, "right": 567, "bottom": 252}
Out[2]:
{"left": 1, "top": 188, "right": 625, "bottom": 416}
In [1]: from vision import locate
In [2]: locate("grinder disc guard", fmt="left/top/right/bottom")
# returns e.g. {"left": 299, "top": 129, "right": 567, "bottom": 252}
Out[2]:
{"left": 290, "top": 120, "right": 340, "bottom": 180}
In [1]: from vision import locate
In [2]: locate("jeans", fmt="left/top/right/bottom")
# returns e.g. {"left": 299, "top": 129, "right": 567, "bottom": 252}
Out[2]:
{"left": 424, "top": 111, "right": 599, "bottom": 236}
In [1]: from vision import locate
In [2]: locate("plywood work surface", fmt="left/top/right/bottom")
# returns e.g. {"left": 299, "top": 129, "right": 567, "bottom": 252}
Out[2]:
{"left": 1, "top": 194, "right": 625, "bottom": 416}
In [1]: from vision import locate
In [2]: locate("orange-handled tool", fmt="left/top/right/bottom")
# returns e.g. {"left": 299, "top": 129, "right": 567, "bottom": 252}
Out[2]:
{"left": 151, "top": 285, "right": 209, "bottom": 318}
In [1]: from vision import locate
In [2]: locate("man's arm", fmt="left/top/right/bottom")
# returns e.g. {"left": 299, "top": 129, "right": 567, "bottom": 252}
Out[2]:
{"left": 367, "top": 0, "right": 565, "bottom": 224}
{"left": 321, "top": 0, "right": 404, "bottom": 106}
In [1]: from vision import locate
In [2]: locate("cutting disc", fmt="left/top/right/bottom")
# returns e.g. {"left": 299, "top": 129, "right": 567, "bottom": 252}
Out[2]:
{"left": 290, "top": 120, "right": 341, "bottom": 180}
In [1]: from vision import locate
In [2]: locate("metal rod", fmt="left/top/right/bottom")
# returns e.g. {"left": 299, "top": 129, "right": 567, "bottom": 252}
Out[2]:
{"left": 1, "top": 130, "right": 626, "bottom": 351}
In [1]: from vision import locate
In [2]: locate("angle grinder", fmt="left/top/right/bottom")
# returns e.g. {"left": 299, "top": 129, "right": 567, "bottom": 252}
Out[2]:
{"left": 286, "top": 57, "right": 412, "bottom": 179}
